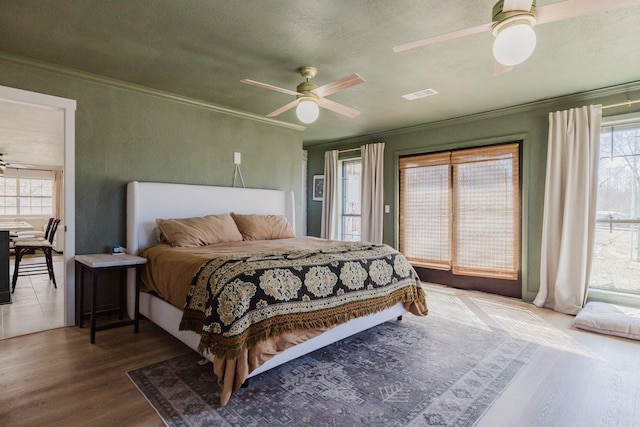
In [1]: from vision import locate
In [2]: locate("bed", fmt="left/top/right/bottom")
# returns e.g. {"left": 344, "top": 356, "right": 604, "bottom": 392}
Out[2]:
{"left": 126, "top": 181, "right": 427, "bottom": 406}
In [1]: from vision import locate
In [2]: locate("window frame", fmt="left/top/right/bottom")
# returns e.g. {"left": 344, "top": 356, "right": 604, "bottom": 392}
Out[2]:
{"left": 589, "top": 119, "right": 640, "bottom": 296}
{"left": 0, "top": 175, "right": 54, "bottom": 217}
{"left": 399, "top": 142, "right": 522, "bottom": 282}
{"left": 339, "top": 157, "right": 362, "bottom": 241}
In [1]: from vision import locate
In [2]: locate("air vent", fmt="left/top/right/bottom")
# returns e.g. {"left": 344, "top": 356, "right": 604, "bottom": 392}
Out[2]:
{"left": 401, "top": 88, "right": 438, "bottom": 101}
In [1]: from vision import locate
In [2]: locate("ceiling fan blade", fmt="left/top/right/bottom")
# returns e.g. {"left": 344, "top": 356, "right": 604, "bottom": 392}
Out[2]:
{"left": 240, "top": 79, "right": 300, "bottom": 97}
{"left": 311, "top": 73, "right": 365, "bottom": 99}
{"left": 317, "top": 98, "right": 361, "bottom": 118}
{"left": 493, "top": 61, "right": 513, "bottom": 76}
{"left": 502, "top": 0, "right": 534, "bottom": 13}
{"left": 393, "top": 22, "right": 493, "bottom": 53}
{"left": 536, "top": 0, "right": 640, "bottom": 25}
{"left": 266, "top": 100, "right": 299, "bottom": 118}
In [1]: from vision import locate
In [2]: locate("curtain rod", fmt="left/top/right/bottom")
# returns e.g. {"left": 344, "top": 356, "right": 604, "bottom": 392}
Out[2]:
{"left": 602, "top": 99, "right": 640, "bottom": 110}
{"left": 338, "top": 147, "right": 360, "bottom": 154}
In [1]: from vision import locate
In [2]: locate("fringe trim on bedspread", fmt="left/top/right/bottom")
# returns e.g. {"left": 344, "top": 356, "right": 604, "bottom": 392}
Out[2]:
{"left": 180, "top": 285, "right": 426, "bottom": 359}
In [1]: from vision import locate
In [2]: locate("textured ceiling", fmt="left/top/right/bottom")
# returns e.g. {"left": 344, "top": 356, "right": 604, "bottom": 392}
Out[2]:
{"left": 1, "top": 0, "right": 640, "bottom": 156}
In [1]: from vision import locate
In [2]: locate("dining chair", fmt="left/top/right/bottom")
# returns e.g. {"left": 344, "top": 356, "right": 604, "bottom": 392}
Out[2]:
{"left": 13, "top": 217, "right": 55, "bottom": 240}
{"left": 11, "top": 218, "right": 61, "bottom": 293}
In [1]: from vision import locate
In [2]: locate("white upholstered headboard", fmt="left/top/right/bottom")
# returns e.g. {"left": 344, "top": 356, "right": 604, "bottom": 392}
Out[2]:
{"left": 126, "top": 181, "right": 296, "bottom": 253}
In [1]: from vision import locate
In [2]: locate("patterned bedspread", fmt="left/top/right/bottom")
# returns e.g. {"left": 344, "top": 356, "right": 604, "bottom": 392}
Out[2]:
{"left": 179, "top": 241, "right": 426, "bottom": 359}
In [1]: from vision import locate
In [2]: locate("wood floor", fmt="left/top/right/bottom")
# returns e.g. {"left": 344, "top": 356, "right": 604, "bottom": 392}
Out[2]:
{"left": 0, "top": 285, "right": 638, "bottom": 427}
{"left": 0, "top": 321, "right": 189, "bottom": 427}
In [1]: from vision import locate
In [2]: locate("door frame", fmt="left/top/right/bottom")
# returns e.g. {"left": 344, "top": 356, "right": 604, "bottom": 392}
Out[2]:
{"left": 397, "top": 142, "right": 523, "bottom": 299}
{"left": 0, "top": 85, "right": 76, "bottom": 326}
{"left": 393, "top": 132, "right": 531, "bottom": 300}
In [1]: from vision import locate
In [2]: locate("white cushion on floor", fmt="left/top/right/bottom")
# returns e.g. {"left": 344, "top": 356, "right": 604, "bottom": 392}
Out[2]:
{"left": 573, "top": 301, "right": 640, "bottom": 341}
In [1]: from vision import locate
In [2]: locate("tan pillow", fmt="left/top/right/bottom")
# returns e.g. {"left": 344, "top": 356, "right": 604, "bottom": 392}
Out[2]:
{"left": 156, "top": 213, "right": 243, "bottom": 247}
{"left": 230, "top": 213, "right": 295, "bottom": 241}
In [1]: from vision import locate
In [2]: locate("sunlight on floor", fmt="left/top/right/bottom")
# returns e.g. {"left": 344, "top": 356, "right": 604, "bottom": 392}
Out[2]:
{"left": 469, "top": 297, "right": 597, "bottom": 359}
{"left": 424, "top": 284, "right": 492, "bottom": 331}
{"left": 0, "top": 254, "right": 64, "bottom": 339}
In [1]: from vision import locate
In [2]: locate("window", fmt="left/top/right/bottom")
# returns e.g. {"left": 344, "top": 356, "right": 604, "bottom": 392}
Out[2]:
{"left": 399, "top": 143, "right": 520, "bottom": 281}
{"left": 340, "top": 158, "right": 361, "bottom": 241}
{"left": 451, "top": 145, "right": 520, "bottom": 279}
{"left": 0, "top": 176, "right": 53, "bottom": 216}
{"left": 399, "top": 152, "right": 451, "bottom": 269}
{"left": 590, "top": 122, "right": 640, "bottom": 295}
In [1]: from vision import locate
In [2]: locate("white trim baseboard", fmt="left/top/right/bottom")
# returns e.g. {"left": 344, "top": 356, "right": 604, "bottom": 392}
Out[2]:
{"left": 588, "top": 288, "right": 640, "bottom": 309}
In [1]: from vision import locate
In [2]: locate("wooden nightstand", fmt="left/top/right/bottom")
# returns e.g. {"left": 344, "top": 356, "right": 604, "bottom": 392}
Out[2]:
{"left": 75, "top": 253, "right": 147, "bottom": 343}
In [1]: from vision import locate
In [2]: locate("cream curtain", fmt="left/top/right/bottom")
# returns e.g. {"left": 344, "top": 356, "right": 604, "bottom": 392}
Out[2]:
{"left": 361, "top": 142, "right": 385, "bottom": 243}
{"left": 53, "top": 170, "right": 63, "bottom": 219}
{"left": 320, "top": 150, "right": 340, "bottom": 240}
{"left": 534, "top": 105, "right": 602, "bottom": 315}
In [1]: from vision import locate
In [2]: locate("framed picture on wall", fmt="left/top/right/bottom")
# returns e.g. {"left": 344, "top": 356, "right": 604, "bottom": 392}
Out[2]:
{"left": 312, "top": 175, "right": 324, "bottom": 201}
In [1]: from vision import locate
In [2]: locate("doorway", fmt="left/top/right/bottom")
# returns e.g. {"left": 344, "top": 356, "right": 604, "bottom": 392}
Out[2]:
{"left": 0, "top": 85, "right": 76, "bottom": 337}
{"left": 399, "top": 142, "right": 522, "bottom": 298}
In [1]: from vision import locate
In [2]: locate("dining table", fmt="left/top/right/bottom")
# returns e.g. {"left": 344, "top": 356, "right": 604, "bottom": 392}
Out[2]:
{"left": 0, "top": 220, "right": 34, "bottom": 304}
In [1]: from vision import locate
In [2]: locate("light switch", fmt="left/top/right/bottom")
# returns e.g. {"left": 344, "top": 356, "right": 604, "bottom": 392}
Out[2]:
{"left": 234, "top": 152, "right": 241, "bottom": 165}
{"left": 384, "top": 205, "right": 390, "bottom": 213}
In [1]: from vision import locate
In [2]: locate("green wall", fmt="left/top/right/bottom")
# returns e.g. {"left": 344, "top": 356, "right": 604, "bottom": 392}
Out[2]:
{"left": 306, "top": 82, "right": 640, "bottom": 302}
{"left": 0, "top": 57, "right": 304, "bottom": 255}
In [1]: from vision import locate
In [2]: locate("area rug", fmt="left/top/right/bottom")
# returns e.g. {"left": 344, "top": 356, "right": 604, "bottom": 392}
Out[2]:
{"left": 128, "top": 299, "right": 539, "bottom": 426}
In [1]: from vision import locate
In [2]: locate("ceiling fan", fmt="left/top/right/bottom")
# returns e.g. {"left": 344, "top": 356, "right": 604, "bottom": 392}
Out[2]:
{"left": 393, "top": 0, "right": 640, "bottom": 75}
{"left": 0, "top": 153, "right": 32, "bottom": 173}
{"left": 241, "top": 66, "right": 365, "bottom": 124}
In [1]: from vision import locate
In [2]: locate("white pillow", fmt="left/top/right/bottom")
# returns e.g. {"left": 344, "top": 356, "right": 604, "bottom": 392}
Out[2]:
{"left": 572, "top": 301, "right": 640, "bottom": 341}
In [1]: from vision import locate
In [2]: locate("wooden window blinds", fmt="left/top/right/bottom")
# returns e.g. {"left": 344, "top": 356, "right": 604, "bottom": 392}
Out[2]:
{"left": 399, "top": 143, "right": 520, "bottom": 280}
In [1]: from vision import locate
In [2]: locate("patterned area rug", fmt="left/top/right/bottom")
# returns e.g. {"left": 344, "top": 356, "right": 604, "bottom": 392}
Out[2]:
{"left": 128, "top": 290, "right": 539, "bottom": 426}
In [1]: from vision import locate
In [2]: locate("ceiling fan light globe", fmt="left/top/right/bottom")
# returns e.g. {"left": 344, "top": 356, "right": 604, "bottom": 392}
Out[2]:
{"left": 493, "top": 23, "right": 536, "bottom": 66}
{"left": 296, "top": 99, "right": 319, "bottom": 124}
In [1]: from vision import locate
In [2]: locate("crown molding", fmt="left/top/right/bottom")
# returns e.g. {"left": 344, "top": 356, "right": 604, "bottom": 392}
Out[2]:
{"left": 0, "top": 51, "right": 306, "bottom": 132}
{"left": 306, "top": 80, "right": 640, "bottom": 150}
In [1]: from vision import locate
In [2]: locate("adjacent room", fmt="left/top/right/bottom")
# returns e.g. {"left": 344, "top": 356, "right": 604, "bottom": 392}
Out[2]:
{"left": 0, "top": 1, "right": 639, "bottom": 426}
{"left": 0, "top": 100, "right": 65, "bottom": 339}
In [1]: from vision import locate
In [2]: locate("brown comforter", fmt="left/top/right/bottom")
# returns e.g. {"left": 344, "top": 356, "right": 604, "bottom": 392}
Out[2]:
{"left": 139, "top": 237, "right": 428, "bottom": 405}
